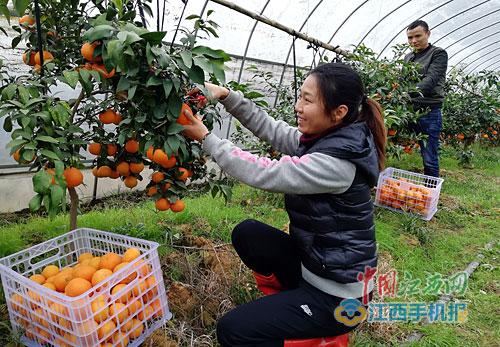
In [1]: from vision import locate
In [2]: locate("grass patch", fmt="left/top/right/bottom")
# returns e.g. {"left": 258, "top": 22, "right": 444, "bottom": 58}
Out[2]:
{"left": 0, "top": 144, "right": 498, "bottom": 346}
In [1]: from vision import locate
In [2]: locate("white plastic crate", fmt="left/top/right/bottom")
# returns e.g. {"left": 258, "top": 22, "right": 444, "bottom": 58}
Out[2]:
{"left": 0, "top": 228, "right": 172, "bottom": 347}
{"left": 374, "top": 167, "right": 444, "bottom": 220}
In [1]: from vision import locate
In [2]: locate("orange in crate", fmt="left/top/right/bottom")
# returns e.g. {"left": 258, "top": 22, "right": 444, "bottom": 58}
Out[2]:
{"left": 375, "top": 168, "right": 443, "bottom": 220}
{"left": 0, "top": 228, "right": 171, "bottom": 347}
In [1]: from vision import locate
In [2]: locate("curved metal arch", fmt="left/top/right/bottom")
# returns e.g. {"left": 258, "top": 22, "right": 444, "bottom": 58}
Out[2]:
{"left": 478, "top": 58, "right": 500, "bottom": 72}
{"left": 356, "top": 0, "right": 414, "bottom": 48}
{"left": 236, "top": 0, "right": 271, "bottom": 83}
{"left": 314, "top": 0, "right": 370, "bottom": 65}
{"left": 448, "top": 32, "right": 500, "bottom": 60}
{"left": 273, "top": 0, "right": 325, "bottom": 107}
{"left": 433, "top": 7, "right": 500, "bottom": 46}
{"left": 469, "top": 52, "right": 500, "bottom": 73}
{"left": 378, "top": 0, "right": 492, "bottom": 59}
{"left": 376, "top": 0, "right": 454, "bottom": 59}
{"left": 223, "top": 1, "right": 271, "bottom": 141}
{"left": 459, "top": 42, "right": 500, "bottom": 70}
{"left": 445, "top": 20, "right": 500, "bottom": 51}
{"left": 450, "top": 39, "right": 500, "bottom": 65}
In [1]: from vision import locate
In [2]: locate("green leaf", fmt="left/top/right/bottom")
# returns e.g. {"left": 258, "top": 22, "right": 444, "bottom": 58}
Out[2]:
{"left": 116, "top": 76, "right": 131, "bottom": 92}
{"left": 0, "top": 3, "right": 10, "bottom": 23}
{"left": 193, "top": 56, "right": 213, "bottom": 73}
{"left": 40, "top": 149, "right": 61, "bottom": 161}
{"left": 167, "top": 123, "right": 185, "bottom": 135}
{"left": 33, "top": 170, "right": 51, "bottom": 194}
{"left": 165, "top": 136, "right": 180, "bottom": 155}
{"left": 117, "top": 31, "right": 143, "bottom": 45}
{"left": 146, "top": 76, "right": 162, "bottom": 87}
{"left": 180, "top": 51, "right": 192, "bottom": 68}
{"left": 13, "top": 0, "right": 29, "bottom": 16}
{"left": 18, "top": 86, "right": 30, "bottom": 105}
{"left": 3, "top": 116, "right": 12, "bottom": 132}
{"left": 29, "top": 194, "right": 42, "bottom": 212}
{"left": 212, "top": 62, "right": 226, "bottom": 84}
{"left": 11, "top": 36, "right": 21, "bottom": 49}
{"left": 62, "top": 70, "right": 80, "bottom": 89}
{"left": 146, "top": 43, "right": 154, "bottom": 65}
{"left": 140, "top": 31, "right": 166, "bottom": 45}
{"left": 83, "top": 25, "right": 116, "bottom": 42}
{"left": 36, "top": 135, "right": 59, "bottom": 144}
{"left": 2, "top": 84, "right": 17, "bottom": 100}
{"left": 163, "top": 80, "right": 173, "bottom": 99}
{"left": 167, "top": 95, "right": 182, "bottom": 119}
{"left": 186, "top": 65, "right": 205, "bottom": 84}
{"left": 191, "top": 46, "right": 230, "bottom": 61}
{"left": 7, "top": 138, "right": 27, "bottom": 149}
{"left": 50, "top": 185, "right": 65, "bottom": 206}
{"left": 128, "top": 85, "right": 137, "bottom": 99}
{"left": 107, "top": 39, "right": 124, "bottom": 67}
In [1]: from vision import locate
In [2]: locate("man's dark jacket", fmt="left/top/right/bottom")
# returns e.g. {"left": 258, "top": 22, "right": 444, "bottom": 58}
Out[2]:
{"left": 404, "top": 44, "right": 448, "bottom": 108}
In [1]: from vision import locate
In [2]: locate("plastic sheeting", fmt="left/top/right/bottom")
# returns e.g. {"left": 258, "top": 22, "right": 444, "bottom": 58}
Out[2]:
{"left": 158, "top": 0, "right": 500, "bottom": 73}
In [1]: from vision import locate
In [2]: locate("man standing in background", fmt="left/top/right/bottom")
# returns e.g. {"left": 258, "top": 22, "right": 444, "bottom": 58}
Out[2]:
{"left": 405, "top": 20, "right": 448, "bottom": 178}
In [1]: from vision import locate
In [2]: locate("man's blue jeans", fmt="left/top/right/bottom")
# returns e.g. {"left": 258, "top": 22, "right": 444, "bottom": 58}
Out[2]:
{"left": 411, "top": 107, "right": 442, "bottom": 177}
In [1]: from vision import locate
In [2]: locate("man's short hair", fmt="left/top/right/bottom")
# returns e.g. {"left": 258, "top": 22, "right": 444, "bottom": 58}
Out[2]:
{"left": 407, "top": 20, "right": 429, "bottom": 32}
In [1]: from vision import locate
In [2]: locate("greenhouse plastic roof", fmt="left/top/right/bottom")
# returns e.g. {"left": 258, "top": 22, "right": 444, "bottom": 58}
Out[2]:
{"left": 160, "top": 0, "right": 500, "bottom": 73}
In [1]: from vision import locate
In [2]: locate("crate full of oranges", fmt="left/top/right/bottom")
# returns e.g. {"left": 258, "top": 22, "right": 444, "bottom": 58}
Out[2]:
{"left": 0, "top": 228, "right": 171, "bottom": 347}
{"left": 374, "top": 167, "right": 444, "bottom": 221}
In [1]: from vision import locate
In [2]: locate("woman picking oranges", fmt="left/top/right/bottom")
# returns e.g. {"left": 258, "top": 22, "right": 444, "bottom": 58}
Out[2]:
{"left": 182, "top": 63, "right": 386, "bottom": 346}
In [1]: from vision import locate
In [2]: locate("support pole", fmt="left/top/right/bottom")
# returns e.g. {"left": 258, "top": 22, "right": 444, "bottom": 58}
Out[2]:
{"left": 209, "top": 0, "right": 349, "bottom": 57}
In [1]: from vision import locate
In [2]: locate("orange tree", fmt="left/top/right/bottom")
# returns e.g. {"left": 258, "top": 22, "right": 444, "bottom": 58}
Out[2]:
{"left": 442, "top": 69, "right": 500, "bottom": 167}
{"left": 0, "top": 0, "right": 230, "bottom": 229}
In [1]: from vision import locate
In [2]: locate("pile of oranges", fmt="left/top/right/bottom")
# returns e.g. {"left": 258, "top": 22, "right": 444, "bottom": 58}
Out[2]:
{"left": 9, "top": 248, "right": 163, "bottom": 346}
{"left": 376, "top": 178, "right": 433, "bottom": 216}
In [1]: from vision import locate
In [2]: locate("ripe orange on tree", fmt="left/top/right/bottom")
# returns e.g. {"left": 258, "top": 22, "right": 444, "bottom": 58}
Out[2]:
{"left": 130, "top": 162, "right": 144, "bottom": 174}
{"left": 387, "top": 129, "right": 397, "bottom": 136}
{"left": 107, "top": 144, "right": 118, "bottom": 156}
{"left": 125, "top": 139, "right": 139, "bottom": 153}
{"left": 155, "top": 198, "right": 170, "bottom": 211}
{"left": 176, "top": 103, "right": 193, "bottom": 125}
{"left": 63, "top": 167, "right": 84, "bottom": 188}
{"left": 88, "top": 142, "right": 102, "bottom": 155}
{"left": 99, "top": 109, "right": 117, "bottom": 124}
{"left": 147, "top": 186, "right": 158, "bottom": 196}
{"left": 92, "top": 63, "right": 115, "bottom": 78}
{"left": 81, "top": 42, "right": 102, "bottom": 62}
{"left": 456, "top": 133, "right": 465, "bottom": 140}
{"left": 151, "top": 171, "right": 165, "bottom": 183}
{"left": 109, "top": 170, "right": 120, "bottom": 179}
{"left": 146, "top": 146, "right": 155, "bottom": 160}
{"left": 170, "top": 199, "right": 185, "bottom": 213}
{"left": 116, "top": 162, "right": 130, "bottom": 176}
{"left": 177, "top": 167, "right": 189, "bottom": 181}
{"left": 97, "top": 165, "right": 112, "bottom": 178}
{"left": 19, "top": 15, "right": 35, "bottom": 28}
{"left": 34, "top": 51, "right": 54, "bottom": 65}
{"left": 113, "top": 112, "right": 122, "bottom": 125}
{"left": 22, "top": 51, "right": 35, "bottom": 65}
{"left": 124, "top": 175, "right": 138, "bottom": 188}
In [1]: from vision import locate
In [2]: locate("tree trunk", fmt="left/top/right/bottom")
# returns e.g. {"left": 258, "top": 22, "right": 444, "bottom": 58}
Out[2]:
{"left": 68, "top": 187, "right": 79, "bottom": 230}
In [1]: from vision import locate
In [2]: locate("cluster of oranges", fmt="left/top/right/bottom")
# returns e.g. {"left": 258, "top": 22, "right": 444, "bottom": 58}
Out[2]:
{"left": 19, "top": 15, "right": 54, "bottom": 72}
{"left": 89, "top": 139, "right": 144, "bottom": 189}
{"left": 79, "top": 41, "right": 116, "bottom": 78}
{"left": 377, "top": 178, "right": 433, "bottom": 216}
{"left": 10, "top": 248, "right": 163, "bottom": 346}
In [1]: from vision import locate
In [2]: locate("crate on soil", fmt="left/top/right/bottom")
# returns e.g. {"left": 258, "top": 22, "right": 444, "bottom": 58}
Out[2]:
{"left": 0, "top": 228, "right": 172, "bottom": 347}
{"left": 374, "top": 167, "right": 444, "bottom": 220}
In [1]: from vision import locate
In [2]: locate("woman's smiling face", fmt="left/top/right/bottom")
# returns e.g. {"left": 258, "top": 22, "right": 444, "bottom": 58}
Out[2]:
{"left": 294, "top": 75, "right": 338, "bottom": 135}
